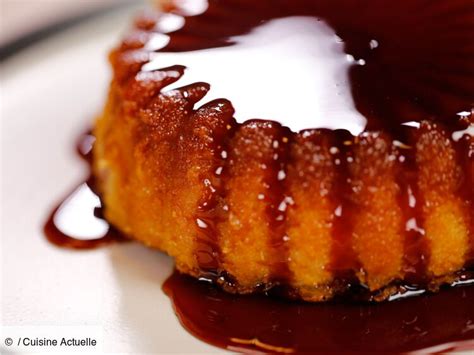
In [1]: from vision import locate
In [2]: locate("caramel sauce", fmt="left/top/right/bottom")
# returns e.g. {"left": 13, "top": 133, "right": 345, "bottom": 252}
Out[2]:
{"left": 193, "top": 103, "right": 237, "bottom": 279}
{"left": 328, "top": 130, "right": 361, "bottom": 281}
{"left": 163, "top": 269, "right": 474, "bottom": 353}
{"left": 455, "top": 128, "right": 474, "bottom": 264}
{"left": 43, "top": 131, "right": 125, "bottom": 249}
{"left": 396, "top": 126, "right": 430, "bottom": 284}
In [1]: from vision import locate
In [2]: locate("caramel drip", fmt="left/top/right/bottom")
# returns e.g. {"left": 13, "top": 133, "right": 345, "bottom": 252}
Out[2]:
{"left": 396, "top": 127, "right": 429, "bottom": 284}
{"left": 43, "top": 180, "right": 124, "bottom": 249}
{"left": 193, "top": 101, "right": 238, "bottom": 278}
{"left": 163, "top": 268, "right": 474, "bottom": 353}
{"left": 328, "top": 130, "right": 360, "bottom": 284}
{"left": 453, "top": 120, "right": 474, "bottom": 265}
{"left": 194, "top": 179, "right": 224, "bottom": 274}
{"left": 43, "top": 134, "right": 125, "bottom": 249}
{"left": 264, "top": 124, "right": 293, "bottom": 285}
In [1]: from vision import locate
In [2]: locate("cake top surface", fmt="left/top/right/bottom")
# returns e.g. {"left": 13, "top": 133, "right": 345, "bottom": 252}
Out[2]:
{"left": 112, "top": 0, "right": 474, "bottom": 134}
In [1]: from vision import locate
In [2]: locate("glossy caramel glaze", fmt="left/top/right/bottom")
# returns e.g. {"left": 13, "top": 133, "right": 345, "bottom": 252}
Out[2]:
{"left": 164, "top": 269, "right": 474, "bottom": 353}
{"left": 44, "top": 131, "right": 126, "bottom": 249}
{"left": 93, "top": 0, "right": 474, "bottom": 300}
{"left": 43, "top": 178, "right": 125, "bottom": 249}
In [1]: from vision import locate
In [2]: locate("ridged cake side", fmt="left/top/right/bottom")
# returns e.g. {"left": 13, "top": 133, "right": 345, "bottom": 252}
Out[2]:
{"left": 93, "top": 0, "right": 474, "bottom": 301}
{"left": 93, "top": 75, "right": 473, "bottom": 301}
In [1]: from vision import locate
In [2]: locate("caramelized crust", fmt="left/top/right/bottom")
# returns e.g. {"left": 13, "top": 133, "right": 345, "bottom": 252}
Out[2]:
{"left": 93, "top": 1, "right": 474, "bottom": 301}
{"left": 94, "top": 80, "right": 473, "bottom": 300}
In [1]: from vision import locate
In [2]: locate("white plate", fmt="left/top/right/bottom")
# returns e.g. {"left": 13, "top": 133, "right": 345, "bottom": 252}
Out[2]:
{"left": 1, "top": 4, "right": 224, "bottom": 353}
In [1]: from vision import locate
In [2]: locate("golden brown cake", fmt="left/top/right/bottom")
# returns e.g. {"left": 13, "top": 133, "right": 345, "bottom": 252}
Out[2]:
{"left": 93, "top": 0, "right": 474, "bottom": 301}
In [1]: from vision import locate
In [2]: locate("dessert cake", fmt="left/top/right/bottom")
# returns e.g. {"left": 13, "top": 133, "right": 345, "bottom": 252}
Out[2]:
{"left": 93, "top": 0, "right": 474, "bottom": 301}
